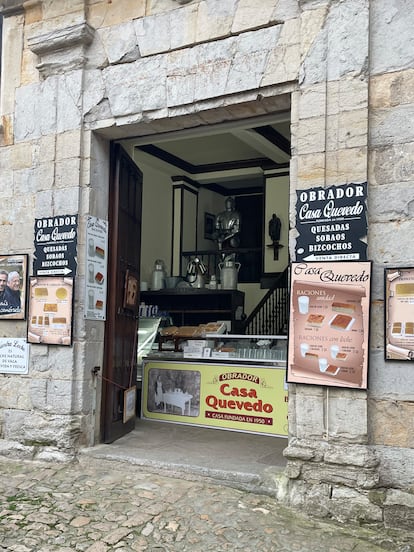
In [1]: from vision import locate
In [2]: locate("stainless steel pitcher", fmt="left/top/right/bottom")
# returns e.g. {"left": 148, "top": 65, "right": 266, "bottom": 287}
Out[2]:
{"left": 219, "top": 260, "right": 241, "bottom": 290}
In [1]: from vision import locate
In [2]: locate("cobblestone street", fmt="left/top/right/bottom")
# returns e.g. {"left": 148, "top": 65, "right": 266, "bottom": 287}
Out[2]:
{"left": 0, "top": 457, "right": 412, "bottom": 552}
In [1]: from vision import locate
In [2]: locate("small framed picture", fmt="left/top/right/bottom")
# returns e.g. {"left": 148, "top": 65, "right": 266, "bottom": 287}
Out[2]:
{"left": 0, "top": 254, "right": 28, "bottom": 320}
{"left": 123, "top": 386, "right": 137, "bottom": 423}
{"left": 123, "top": 269, "right": 139, "bottom": 312}
{"left": 204, "top": 212, "right": 215, "bottom": 240}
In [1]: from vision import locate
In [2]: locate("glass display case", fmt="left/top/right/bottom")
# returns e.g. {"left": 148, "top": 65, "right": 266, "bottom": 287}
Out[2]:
{"left": 137, "top": 317, "right": 162, "bottom": 383}
{"left": 206, "top": 334, "right": 287, "bottom": 365}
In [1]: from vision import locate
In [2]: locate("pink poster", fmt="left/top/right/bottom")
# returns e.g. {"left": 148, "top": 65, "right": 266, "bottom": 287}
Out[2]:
{"left": 287, "top": 261, "right": 371, "bottom": 389}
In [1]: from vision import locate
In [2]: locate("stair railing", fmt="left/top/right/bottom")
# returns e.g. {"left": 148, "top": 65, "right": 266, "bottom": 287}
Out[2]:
{"left": 241, "top": 267, "right": 289, "bottom": 336}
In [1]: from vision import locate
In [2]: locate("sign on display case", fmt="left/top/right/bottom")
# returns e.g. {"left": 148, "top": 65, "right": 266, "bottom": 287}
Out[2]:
{"left": 287, "top": 261, "right": 372, "bottom": 389}
{"left": 142, "top": 360, "right": 288, "bottom": 437}
{"left": 385, "top": 267, "right": 414, "bottom": 360}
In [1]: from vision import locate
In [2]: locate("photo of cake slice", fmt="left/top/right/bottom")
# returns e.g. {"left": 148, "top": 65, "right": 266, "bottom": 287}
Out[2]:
{"left": 326, "top": 365, "right": 340, "bottom": 375}
{"left": 391, "top": 322, "right": 402, "bottom": 335}
{"left": 95, "top": 246, "right": 105, "bottom": 258}
{"left": 405, "top": 322, "right": 414, "bottom": 336}
{"left": 331, "top": 302, "right": 356, "bottom": 315}
{"left": 306, "top": 313, "right": 325, "bottom": 327}
{"left": 396, "top": 283, "right": 414, "bottom": 296}
{"left": 330, "top": 313, "right": 353, "bottom": 331}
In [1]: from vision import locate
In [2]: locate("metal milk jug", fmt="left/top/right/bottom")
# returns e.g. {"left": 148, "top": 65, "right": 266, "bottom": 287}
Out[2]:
{"left": 219, "top": 260, "right": 241, "bottom": 290}
{"left": 151, "top": 259, "right": 166, "bottom": 290}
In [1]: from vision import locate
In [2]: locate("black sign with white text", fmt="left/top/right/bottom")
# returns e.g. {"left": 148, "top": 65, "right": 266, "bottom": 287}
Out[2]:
{"left": 33, "top": 215, "right": 78, "bottom": 276}
{"left": 295, "top": 182, "right": 368, "bottom": 262}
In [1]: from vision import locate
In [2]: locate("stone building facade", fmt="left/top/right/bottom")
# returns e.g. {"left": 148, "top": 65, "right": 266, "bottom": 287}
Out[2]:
{"left": 0, "top": 0, "right": 413, "bottom": 531}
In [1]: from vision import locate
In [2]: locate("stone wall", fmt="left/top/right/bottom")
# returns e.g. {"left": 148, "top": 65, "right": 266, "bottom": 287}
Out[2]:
{"left": 0, "top": 0, "right": 413, "bottom": 530}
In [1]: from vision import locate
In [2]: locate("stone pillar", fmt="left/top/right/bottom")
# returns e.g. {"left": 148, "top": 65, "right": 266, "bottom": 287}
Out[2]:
{"left": 283, "top": 0, "right": 381, "bottom": 524}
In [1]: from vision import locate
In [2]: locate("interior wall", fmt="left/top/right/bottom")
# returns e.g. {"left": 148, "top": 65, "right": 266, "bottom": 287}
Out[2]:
{"left": 132, "top": 153, "right": 173, "bottom": 285}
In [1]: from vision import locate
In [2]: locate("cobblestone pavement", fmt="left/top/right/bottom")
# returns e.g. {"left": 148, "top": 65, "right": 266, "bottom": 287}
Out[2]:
{"left": 0, "top": 457, "right": 412, "bottom": 552}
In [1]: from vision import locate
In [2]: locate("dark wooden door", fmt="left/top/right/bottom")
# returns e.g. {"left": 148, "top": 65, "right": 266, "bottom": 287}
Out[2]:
{"left": 101, "top": 143, "right": 142, "bottom": 443}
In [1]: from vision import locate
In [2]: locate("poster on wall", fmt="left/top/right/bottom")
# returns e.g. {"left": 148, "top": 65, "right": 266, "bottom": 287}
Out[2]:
{"left": 0, "top": 254, "right": 28, "bottom": 320}
{"left": 295, "top": 182, "right": 368, "bottom": 262}
{"left": 27, "top": 276, "right": 74, "bottom": 346}
{"left": 385, "top": 267, "right": 414, "bottom": 360}
{"left": 287, "top": 261, "right": 371, "bottom": 389}
{"left": 33, "top": 215, "right": 78, "bottom": 277}
{"left": 142, "top": 361, "right": 288, "bottom": 437}
{"left": 0, "top": 338, "right": 29, "bottom": 374}
{"left": 84, "top": 216, "right": 108, "bottom": 320}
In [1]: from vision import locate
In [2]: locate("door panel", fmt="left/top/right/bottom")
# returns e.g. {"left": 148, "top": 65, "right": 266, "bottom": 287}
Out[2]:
{"left": 102, "top": 143, "right": 142, "bottom": 443}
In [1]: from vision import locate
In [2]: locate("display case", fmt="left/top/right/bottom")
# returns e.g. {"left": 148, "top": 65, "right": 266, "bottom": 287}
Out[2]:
{"left": 146, "top": 332, "right": 288, "bottom": 366}
{"left": 205, "top": 334, "right": 287, "bottom": 365}
{"left": 137, "top": 317, "right": 162, "bottom": 383}
{"left": 141, "top": 335, "right": 288, "bottom": 437}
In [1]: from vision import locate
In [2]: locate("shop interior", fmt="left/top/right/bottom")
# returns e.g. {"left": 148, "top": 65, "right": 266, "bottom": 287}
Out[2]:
{"left": 113, "top": 110, "right": 292, "bottom": 469}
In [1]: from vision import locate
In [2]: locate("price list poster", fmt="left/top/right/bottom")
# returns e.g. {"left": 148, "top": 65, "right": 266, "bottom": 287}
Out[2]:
{"left": 287, "top": 261, "right": 372, "bottom": 389}
{"left": 385, "top": 267, "right": 414, "bottom": 360}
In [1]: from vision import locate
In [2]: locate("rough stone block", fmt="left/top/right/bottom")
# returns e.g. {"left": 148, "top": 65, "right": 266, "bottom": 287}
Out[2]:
{"left": 88, "top": 0, "right": 146, "bottom": 27}
{"left": 370, "top": 69, "right": 414, "bottom": 110}
{"left": 376, "top": 445, "right": 414, "bottom": 489}
{"left": 369, "top": 399, "right": 414, "bottom": 448}
{"left": 368, "top": 350, "right": 414, "bottom": 402}
{"left": 369, "top": 142, "right": 414, "bottom": 187}
{"left": 325, "top": 395, "right": 368, "bottom": 443}
{"left": 370, "top": 104, "right": 414, "bottom": 148}
{"left": 370, "top": 0, "right": 414, "bottom": 75}
{"left": 330, "top": 486, "right": 383, "bottom": 523}
{"left": 384, "top": 489, "right": 414, "bottom": 531}
{"left": 4, "top": 409, "right": 84, "bottom": 450}
{"left": 324, "top": 444, "right": 378, "bottom": 468}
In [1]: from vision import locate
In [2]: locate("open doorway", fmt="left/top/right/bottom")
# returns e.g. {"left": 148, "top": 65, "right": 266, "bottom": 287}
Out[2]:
{"left": 101, "top": 107, "right": 291, "bottom": 452}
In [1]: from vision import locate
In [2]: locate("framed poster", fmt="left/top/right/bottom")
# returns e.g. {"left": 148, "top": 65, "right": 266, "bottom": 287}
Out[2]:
{"left": 0, "top": 254, "right": 28, "bottom": 320}
{"left": 287, "top": 261, "right": 372, "bottom": 389}
{"left": 27, "top": 276, "right": 74, "bottom": 346}
{"left": 385, "top": 267, "right": 414, "bottom": 360}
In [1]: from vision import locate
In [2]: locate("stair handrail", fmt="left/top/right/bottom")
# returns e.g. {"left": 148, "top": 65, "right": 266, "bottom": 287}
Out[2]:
{"left": 241, "top": 266, "right": 289, "bottom": 335}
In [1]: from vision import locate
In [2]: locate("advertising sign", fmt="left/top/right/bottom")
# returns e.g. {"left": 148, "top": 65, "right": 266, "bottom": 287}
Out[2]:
{"left": 385, "top": 267, "right": 414, "bottom": 360}
{"left": 27, "top": 276, "right": 74, "bottom": 346}
{"left": 0, "top": 338, "right": 29, "bottom": 374}
{"left": 33, "top": 215, "right": 78, "bottom": 276}
{"left": 142, "top": 361, "right": 288, "bottom": 437}
{"left": 84, "top": 216, "right": 108, "bottom": 320}
{"left": 287, "top": 261, "right": 371, "bottom": 389}
{"left": 295, "top": 182, "right": 368, "bottom": 262}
